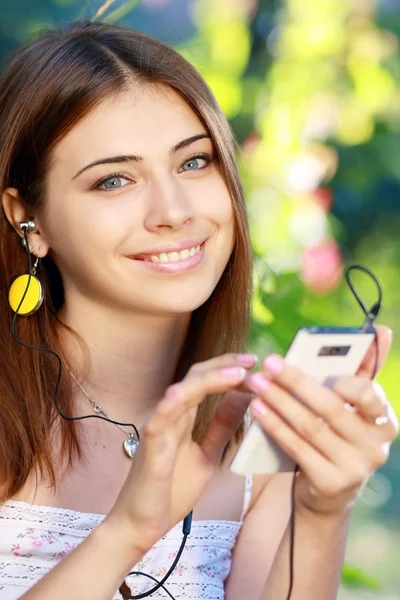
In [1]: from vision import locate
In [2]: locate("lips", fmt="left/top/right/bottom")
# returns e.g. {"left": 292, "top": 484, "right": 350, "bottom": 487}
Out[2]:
{"left": 130, "top": 238, "right": 207, "bottom": 261}
{"left": 128, "top": 241, "right": 206, "bottom": 274}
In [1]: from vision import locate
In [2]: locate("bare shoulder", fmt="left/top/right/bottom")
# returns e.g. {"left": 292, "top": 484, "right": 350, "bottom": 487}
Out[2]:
{"left": 224, "top": 471, "right": 294, "bottom": 599}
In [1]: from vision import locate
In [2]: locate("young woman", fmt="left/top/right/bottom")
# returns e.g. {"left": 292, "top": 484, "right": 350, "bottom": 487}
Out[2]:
{"left": 0, "top": 21, "right": 397, "bottom": 600}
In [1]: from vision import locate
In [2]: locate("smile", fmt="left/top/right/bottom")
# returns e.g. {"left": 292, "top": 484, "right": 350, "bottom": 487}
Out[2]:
{"left": 128, "top": 242, "right": 206, "bottom": 273}
{"left": 148, "top": 245, "right": 201, "bottom": 263}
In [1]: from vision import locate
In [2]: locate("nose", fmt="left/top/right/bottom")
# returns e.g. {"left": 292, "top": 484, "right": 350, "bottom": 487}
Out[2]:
{"left": 143, "top": 176, "right": 194, "bottom": 232}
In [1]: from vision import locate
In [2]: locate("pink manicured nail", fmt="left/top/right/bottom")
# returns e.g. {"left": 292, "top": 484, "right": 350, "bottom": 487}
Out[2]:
{"left": 263, "top": 355, "right": 284, "bottom": 374}
{"left": 220, "top": 366, "right": 245, "bottom": 378}
{"left": 251, "top": 399, "right": 268, "bottom": 416}
{"left": 249, "top": 373, "right": 270, "bottom": 393}
{"left": 236, "top": 353, "right": 258, "bottom": 367}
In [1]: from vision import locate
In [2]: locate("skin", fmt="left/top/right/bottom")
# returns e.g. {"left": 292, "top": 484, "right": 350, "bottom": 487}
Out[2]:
{"left": 5, "top": 83, "right": 236, "bottom": 426}
{"left": 2, "top": 82, "right": 398, "bottom": 599}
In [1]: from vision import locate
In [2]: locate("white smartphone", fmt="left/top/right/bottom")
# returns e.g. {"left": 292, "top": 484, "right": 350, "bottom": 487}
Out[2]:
{"left": 230, "top": 326, "right": 376, "bottom": 476}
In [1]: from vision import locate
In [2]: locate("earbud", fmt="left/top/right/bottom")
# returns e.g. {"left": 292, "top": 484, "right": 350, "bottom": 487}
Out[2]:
{"left": 19, "top": 217, "right": 37, "bottom": 233}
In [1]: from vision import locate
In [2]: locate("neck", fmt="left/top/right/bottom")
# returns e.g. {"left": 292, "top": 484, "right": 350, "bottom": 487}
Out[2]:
{"left": 58, "top": 297, "right": 192, "bottom": 425}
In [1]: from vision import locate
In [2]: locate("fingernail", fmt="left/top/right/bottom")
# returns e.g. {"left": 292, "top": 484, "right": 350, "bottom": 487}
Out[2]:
{"left": 220, "top": 366, "right": 246, "bottom": 378}
{"left": 263, "top": 355, "right": 284, "bottom": 374}
{"left": 249, "top": 373, "right": 270, "bottom": 393}
{"left": 236, "top": 353, "right": 258, "bottom": 367}
{"left": 251, "top": 399, "right": 268, "bottom": 416}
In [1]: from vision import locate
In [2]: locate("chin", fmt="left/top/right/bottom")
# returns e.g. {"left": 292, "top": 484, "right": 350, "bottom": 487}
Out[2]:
{"left": 136, "top": 283, "right": 218, "bottom": 316}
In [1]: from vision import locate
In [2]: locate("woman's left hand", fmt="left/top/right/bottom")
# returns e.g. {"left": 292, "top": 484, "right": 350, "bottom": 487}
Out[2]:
{"left": 247, "top": 325, "right": 399, "bottom": 516}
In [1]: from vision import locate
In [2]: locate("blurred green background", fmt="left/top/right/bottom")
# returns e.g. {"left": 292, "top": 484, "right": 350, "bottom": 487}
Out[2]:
{"left": 1, "top": 0, "right": 399, "bottom": 596}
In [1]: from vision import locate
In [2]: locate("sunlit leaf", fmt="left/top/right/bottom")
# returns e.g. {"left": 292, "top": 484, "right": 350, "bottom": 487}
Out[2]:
{"left": 103, "top": 0, "right": 140, "bottom": 23}
{"left": 341, "top": 564, "right": 381, "bottom": 589}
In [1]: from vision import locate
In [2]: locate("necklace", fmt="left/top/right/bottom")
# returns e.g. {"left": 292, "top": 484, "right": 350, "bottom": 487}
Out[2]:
{"left": 64, "top": 364, "right": 140, "bottom": 459}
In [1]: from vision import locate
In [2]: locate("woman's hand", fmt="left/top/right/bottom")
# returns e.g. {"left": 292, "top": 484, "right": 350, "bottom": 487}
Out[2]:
{"left": 105, "top": 353, "right": 255, "bottom": 556}
{"left": 246, "top": 326, "right": 399, "bottom": 516}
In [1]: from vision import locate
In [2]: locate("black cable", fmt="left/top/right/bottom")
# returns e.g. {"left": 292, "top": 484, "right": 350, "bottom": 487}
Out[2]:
{"left": 345, "top": 265, "right": 382, "bottom": 333}
{"left": 11, "top": 238, "right": 384, "bottom": 600}
{"left": 121, "top": 573, "right": 177, "bottom": 600}
{"left": 346, "top": 264, "right": 382, "bottom": 378}
{"left": 285, "top": 264, "right": 382, "bottom": 600}
{"left": 11, "top": 227, "right": 192, "bottom": 600}
{"left": 285, "top": 464, "right": 299, "bottom": 600}
{"left": 12, "top": 231, "right": 141, "bottom": 438}
{"left": 119, "top": 535, "right": 189, "bottom": 599}
{"left": 119, "top": 513, "right": 193, "bottom": 599}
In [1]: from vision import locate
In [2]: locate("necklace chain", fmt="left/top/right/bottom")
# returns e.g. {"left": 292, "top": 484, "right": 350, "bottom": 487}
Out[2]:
{"left": 63, "top": 363, "right": 139, "bottom": 458}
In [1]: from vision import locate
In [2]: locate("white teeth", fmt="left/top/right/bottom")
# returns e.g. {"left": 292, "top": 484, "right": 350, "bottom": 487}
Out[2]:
{"left": 149, "top": 245, "right": 202, "bottom": 263}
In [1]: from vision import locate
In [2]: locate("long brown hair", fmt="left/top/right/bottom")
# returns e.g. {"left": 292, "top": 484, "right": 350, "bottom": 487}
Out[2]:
{"left": 0, "top": 21, "right": 252, "bottom": 503}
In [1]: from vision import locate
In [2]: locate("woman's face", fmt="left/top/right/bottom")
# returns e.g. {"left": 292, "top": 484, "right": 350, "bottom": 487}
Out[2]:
{"left": 41, "top": 84, "right": 235, "bottom": 316}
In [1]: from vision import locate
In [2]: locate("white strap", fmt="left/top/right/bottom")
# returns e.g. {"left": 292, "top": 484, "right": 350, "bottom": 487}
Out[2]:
{"left": 240, "top": 474, "right": 253, "bottom": 521}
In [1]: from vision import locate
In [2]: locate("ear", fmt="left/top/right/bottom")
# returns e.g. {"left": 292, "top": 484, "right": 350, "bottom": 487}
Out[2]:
{"left": 2, "top": 187, "right": 50, "bottom": 258}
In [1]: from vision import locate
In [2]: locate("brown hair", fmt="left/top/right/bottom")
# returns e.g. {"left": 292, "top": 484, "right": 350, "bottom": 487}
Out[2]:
{"left": 0, "top": 21, "right": 252, "bottom": 502}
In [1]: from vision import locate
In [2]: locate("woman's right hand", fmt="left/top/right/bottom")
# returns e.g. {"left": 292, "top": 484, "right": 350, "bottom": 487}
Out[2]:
{"left": 105, "top": 353, "right": 255, "bottom": 556}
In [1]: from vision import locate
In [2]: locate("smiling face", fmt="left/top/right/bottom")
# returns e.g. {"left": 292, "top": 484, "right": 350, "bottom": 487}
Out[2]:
{"left": 37, "top": 84, "right": 235, "bottom": 316}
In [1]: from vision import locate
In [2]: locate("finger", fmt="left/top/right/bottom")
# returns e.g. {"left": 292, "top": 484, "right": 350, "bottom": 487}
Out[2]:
{"left": 249, "top": 398, "right": 342, "bottom": 494}
{"left": 200, "top": 390, "right": 252, "bottom": 463}
{"left": 251, "top": 360, "right": 373, "bottom": 445}
{"left": 187, "top": 352, "right": 258, "bottom": 373}
{"left": 251, "top": 396, "right": 388, "bottom": 497}
{"left": 331, "top": 377, "right": 388, "bottom": 422}
{"left": 145, "top": 365, "right": 249, "bottom": 452}
{"left": 162, "top": 365, "right": 247, "bottom": 418}
{"left": 357, "top": 325, "right": 392, "bottom": 379}
{"left": 247, "top": 379, "right": 354, "bottom": 466}
{"left": 332, "top": 378, "right": 398, "bottom": 441}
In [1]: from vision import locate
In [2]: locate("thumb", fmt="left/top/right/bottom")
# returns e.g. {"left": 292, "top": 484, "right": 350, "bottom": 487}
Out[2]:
{"left": 357, "top": 325, "right": 393, "bottom": 379}
{"left": 199, "top": 390, "right": 252, "bottom": 464}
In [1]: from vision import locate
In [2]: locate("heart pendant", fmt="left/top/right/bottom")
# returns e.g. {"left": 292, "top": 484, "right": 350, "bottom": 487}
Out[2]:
{"left": 123, "top": 434, "right": 139, "bottom": 459}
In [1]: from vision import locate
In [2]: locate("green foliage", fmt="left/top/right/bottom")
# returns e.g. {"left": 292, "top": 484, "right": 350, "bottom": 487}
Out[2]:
{"left": 102, "top": 0, "right": 140, "bottom": 23}
{"left": 342, "top": 564, "right": 381, "bottom": 590}
{"left": 1, "top": 0, "right": 399, "bottom": 594}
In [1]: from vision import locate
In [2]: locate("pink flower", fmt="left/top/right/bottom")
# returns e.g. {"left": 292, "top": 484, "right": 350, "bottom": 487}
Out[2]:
{"left": 32, "top": 539, "right": 43, "bottom": 547}
{"left": 301, "top": 241, "right": 343, "bottom": 294}
{"left": 312, "top": 187, "right": 333, "bottom": 213}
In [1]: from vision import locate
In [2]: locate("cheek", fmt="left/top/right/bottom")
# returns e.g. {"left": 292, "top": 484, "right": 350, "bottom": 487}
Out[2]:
{"left": 45, "top": 187, "right": 133, "bottom": 254}
{"left": 211, "top": 191, "right": 235, "bottom": 247}
{"left": 198, "top": 178, "right": 234, "bottom": 226}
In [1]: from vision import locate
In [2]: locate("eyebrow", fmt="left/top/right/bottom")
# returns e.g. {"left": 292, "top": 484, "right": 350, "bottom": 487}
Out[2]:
{"left": 72, "top": 133, "right": 212, "bottom": 180}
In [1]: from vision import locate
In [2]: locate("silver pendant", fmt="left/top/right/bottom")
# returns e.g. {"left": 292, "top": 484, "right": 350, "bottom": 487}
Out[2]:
{"left": 123, "top": 433, "right": 139, "bottom": 458}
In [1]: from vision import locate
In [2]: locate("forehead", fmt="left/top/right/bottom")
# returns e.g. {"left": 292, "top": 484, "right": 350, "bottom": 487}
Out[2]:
{"left": 51, "top": 84, "right": 207, "bottom": 169}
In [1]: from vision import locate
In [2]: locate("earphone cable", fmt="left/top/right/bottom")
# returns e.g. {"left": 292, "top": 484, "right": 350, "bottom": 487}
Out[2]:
{"left": 285, "top": 264, "right": 382, "bottom": 600}
{"left": 10, "top": 228, "right": 189, "bottom": 599}
{"left": 10, "top": 237, "right": 383, "bottom": 600}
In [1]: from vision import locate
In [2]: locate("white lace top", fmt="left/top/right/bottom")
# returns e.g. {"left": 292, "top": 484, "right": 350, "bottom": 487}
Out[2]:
{"left": 0, "top": 475, "right": 252, "bottom": 600}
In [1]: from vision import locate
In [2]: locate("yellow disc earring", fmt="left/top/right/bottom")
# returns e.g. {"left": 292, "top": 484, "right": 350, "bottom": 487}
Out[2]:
{"left": 8, "top": 218, "right": 44, "bottom": 316}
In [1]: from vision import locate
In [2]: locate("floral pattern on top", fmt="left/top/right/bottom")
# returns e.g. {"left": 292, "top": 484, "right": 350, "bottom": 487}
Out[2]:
{"left": 0, "top": 474, "right": 252, "bottom": 600}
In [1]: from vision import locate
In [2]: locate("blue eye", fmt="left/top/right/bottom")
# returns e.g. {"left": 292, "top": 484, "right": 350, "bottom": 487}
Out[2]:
{"left": 99, "top": 176, "right": 130, "bottom": 190}
{"left": 179, "top": 154, "right": 213, "bottom": 172}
